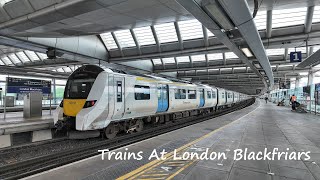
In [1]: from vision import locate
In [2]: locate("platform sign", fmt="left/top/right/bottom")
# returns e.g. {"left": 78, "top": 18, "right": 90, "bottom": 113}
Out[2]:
{"left": 290, "top": 51, "right": 302, "bottom": 62}
{"left": 6, "top": 77, "right": 51, "bottom": 94}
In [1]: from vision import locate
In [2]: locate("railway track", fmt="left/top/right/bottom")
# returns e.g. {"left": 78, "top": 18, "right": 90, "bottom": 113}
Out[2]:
{"left": 0, "top": 99, "right": 255, "bottom": 180}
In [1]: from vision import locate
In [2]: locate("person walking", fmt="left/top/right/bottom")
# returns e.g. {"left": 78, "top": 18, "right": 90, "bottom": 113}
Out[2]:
{"left": 264, "top": 96, "right": 268, "bottom": 104}
{"left": 290, "top": 94, "right": 297, "bottom": 111}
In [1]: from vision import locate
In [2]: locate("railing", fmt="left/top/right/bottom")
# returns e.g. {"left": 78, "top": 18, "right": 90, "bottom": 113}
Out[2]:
{"left": 270, "top": 98, "right": 320, "bottom": 114}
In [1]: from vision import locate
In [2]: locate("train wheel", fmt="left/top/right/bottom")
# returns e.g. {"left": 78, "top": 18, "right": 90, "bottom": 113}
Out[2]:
{"left": 135, "top": 119, "right": 144, "bottom": 132}
{"left": 105, "top": 124, "right": 117, "bottom": 139}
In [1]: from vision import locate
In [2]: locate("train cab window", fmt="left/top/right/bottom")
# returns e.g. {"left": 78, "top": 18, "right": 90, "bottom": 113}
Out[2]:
{"left": 188, "top": 90, "right": 196, "bottom": 99}
{"left": 134, "top": 85, "right": 150, "bottom": 100}
{"left": 65, "top": 79, "right": 95, "bottom": 99}
{"left": 212, "top": 91, "right": 216, "bottom": 99}
{"left": 207, "top": 91, "right": 212, "bottom": 99}
{"left": 175, "top": 89, "right": 186, "bottom": 99}
{"left": 116, "top": 81, "right": 122, "bottom": 102}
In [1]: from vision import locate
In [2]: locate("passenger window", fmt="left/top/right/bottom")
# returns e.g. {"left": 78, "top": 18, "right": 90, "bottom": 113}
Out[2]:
{"left": 212, "top": 91, "right": 216, "bottom": 99}
{"left": 116, "top": 81, "right": 122, "bottom": 102}
{"left": 207, "top": 91, "right": 212, "bottom": 99}
{"left": 134, "top": 85, "right": 150, "bottom": 100}
{"left": 188, "top": 90, "right": 196, "bottom": 99}
{"left": 175, "top": 89, "right": 186, "bottom": 99}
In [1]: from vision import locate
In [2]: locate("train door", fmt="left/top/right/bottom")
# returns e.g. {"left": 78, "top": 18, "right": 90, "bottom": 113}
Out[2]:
{"left": 112, "top": 76, "right": 125, "bottom": 119}
{"left": 157, "top": 84, "right": 169, "bottom": 112}
{"left": 199, "top": 89, "right": 205, "bottom": 107}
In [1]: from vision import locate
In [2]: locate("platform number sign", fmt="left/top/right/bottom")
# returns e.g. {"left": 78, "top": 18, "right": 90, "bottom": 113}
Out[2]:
{"left": 290, "top": 51, "right": 302, "bottom": 62}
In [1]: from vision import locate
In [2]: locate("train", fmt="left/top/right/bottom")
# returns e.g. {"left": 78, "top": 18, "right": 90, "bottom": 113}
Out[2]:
{"left": 54, "top": 65, "right": 250, "bottom": 138}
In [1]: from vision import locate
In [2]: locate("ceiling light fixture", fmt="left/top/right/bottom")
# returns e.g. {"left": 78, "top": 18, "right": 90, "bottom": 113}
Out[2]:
{"left": 241, "top": 48, "right": 253, "bottom": 57}
{"left": 202, "top": 1, "right": 234, "bottom": 30}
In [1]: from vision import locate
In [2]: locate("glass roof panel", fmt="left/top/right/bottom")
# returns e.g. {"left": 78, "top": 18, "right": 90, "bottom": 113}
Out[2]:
{"left": 37, "top": 53, "right": 47, "bottom": 60}
{"left": 100, "top": 32, "right": 118, "bottom": 50}
{"left": 206, "top": 28, "right": 215, "bottom": 37}
{"left": 176, "top": 56, "right": 190, "bottom": 63}
{"left": 133, "top": 26, "right": 155, "bottom": 46}
{"left": 154, "top": 22, "right": 178, "bottom": 44}
{"left": 1, "top": 56, "right": 12, "bottom": 65}
{"left": 25, "top": 50, "right": 40, "bottom": 61}
{"left": 266, "top": 48, "right": 284, "bottom": 56}
{"left": 114, "top": 29, "right": 136, "bottom": 48}
{"left": 56, "top": 68, "right": 65, "bottom": 72}
{"left": 253, "top": 10, "right": 266, "bottom": 30}
{"left": 16, "top": 52, "right": 30, "bottom": 62}
{"left": 162, "top": 57, "right": 175, "bottom": 64}
{"left": 313, "top": 6, "right": 320, "bottom": 23}
{"left": 0, "top": 59, "right": 4, "bottom": 65}
{"left": 272, "top": 7, "right": 307, "bottom": 28}
{"left": 191, "top": 54, "right": 206, "bottom": 62}
{"left": 178, "top": 19, "right": 203, "bottom": 40}
{"left": 225, "top": 52, "right": 238, "bottom": 59}
{"left": 8, "top": 53, "right": 20, "bottom": 64}
{"left": 288, "top": 47, "right": 307, "bottom": 54}
{"left": 311, "top": 45, "right": 320, "bottom": 54}
{"left": 152, "top": 58, "right": 162, "bottom": 65}
{"left": 207, "top": 53, "right": 223, "bottom": 60}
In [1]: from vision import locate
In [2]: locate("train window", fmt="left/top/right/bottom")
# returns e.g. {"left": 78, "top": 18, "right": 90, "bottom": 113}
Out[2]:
{"left": 134, "top": 85, "right": 150, "bottom": 100}
{"left": 212, "top": 91, "right": 216, "bottom": 99}
{"left": 175, "top": 89, "right": 186, "bottom": 99}
{"left": 188, "top": 90, "right": 196, "bottom": 99}
{"left": 221, "top": 92, "right": 224, "bottom": 98}
{"left": 65, "top": 79, "right": 95, "bottom": 99}
{"left": 207, "top": 91, "right": 212, "bottom": 99}
{"left": 117, "top": 81, "right": 122, "bottom": 102}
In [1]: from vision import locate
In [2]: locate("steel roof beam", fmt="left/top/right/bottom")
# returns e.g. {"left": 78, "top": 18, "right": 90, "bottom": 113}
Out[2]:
{"left": 174, "top": 22, "right": 184, "bottom": 50}
{"left": 305, "top": 6, "right": 315, "bottom": 33}
{"left": 150, "top": 25, "right": 161, "bottom": 53}
{"left": 130, "top": 29, "right": 141, "bottom": 55}
{"left": 266, "top": 10, "right": 273, "bottom": 38}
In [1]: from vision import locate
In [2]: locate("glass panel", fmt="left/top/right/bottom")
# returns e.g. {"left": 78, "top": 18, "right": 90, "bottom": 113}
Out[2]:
{"left": 152, "top": 58, "right": 162, "bottom": 65}
{"left": 154, "top": 22, "right": 178, "bottom": 43}
{"left": 0, "top": 59, "right": 4, "bottom": 65}
{"left": 266, "top": 48, "right": 284, "bottom": 56}
{"left": 288, "top": 47, "right": 307, "bottom": 54}
{"left": 133, "top": 26, "right": 155, "bottom": 46}
{"left": 191, "top": 54, "right": 205, "bottom": 62}
{"left": 162, "top": 57, "right": 175, "bottom": 64}
{"left": 37, "top": 52, "right": 47, "bottom": 60}
{"left": 25, "top": 50, "right": 40, "bottom": 61}
{"left": 253, "top": 10, "right": 266, "bottom": 30}
{"left": 1, "top": 56, "right": 12, "bottom": 65}
{"left": 134, "top": 85, "right": 150, "bottom": 100}
{"left": 312, "top": 46, "right": 320, "bottom": 54}
{"left": 207, "top": 53, "right": 223, "bottom": 60}
{"left": 8, "top": 53, "right": 20, "bottom": 64}
{"left": 16, "top": 52, "right": 30, "bottom": 62}
{"left": 100, "top": 32, "right": 118, "bottom": 50}
{"left": 176, "top": 56, "right": 190, "bottom": 63}
{"left": 114, "top": 29, "right": 136, "bottom": 48}
{"left": 225, "top": 52, "right": 238, "bottom": 59}
{"left": 313, "top": 6, "right": 320, "bottom": 23}
{"left": 272, "top": 7, "right": 307, "bottom": 28}
{"left": 206, "top": 28, "right": 215, "bottom": 37}
{"left": 178, "top": 19, "right": 203, "bottom": 40}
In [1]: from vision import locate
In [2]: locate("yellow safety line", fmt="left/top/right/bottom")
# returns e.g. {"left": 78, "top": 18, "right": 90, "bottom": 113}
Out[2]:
{"left": 167, "top": 159, "right": 197, "bottom": 180}
{"left": 117, "top": 116, "right": 242, "bottom": 180}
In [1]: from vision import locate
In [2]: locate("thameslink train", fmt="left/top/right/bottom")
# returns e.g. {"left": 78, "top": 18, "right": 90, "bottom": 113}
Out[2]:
{"left": 54, "top": 65, "right": 250, "bottom": 138}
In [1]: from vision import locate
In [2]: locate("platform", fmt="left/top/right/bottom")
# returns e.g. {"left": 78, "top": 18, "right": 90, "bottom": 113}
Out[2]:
{"left": 23, "top": 100, "right": 320, "bottom": 180}
{"left": 0, "top": 110, "right": 54, "bottom": 148}
{"left": 0, "top": 105, "right": 57, "bottom": 113}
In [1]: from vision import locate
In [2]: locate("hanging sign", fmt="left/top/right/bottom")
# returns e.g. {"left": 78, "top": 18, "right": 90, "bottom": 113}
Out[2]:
{"left": 6, "top": 77, "right": 51, "bottom": 94}
{"left": 290, "top": 51, "right": 302, "bottom": 62}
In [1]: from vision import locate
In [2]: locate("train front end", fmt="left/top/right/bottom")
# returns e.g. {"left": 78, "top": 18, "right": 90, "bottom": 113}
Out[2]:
{"left": 54, "top": 65, "right": 105, "bottom": 135}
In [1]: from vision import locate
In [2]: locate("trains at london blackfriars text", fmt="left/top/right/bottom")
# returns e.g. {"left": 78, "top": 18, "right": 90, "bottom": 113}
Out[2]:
{"left": 54, "top": 65, "right": 250, "bottom": 138}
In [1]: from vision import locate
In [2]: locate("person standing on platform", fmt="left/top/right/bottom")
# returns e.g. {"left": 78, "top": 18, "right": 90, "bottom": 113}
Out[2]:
{"left": 264, "top": 96, "right": 268, "bottom": 104}
{"left": 290, "top": 94, "right": 297, "bottom": 111}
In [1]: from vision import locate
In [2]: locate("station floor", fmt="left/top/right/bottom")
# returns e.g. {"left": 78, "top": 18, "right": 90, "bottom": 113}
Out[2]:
{"left": 25, "top": 100, "right": 320, "bottom": 180}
